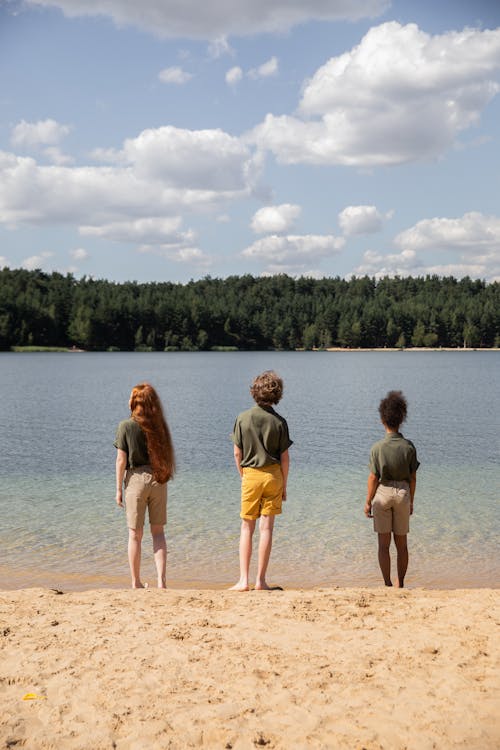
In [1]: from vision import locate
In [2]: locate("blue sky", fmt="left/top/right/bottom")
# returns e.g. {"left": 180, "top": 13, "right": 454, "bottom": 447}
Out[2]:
{"left": 1, "top": 0, "right": 499, "bottom": 283}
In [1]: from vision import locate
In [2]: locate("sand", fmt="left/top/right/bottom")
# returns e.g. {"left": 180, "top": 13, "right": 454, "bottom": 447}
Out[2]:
{"left": 1, "top": 587, "right": 498, "bottom": 750}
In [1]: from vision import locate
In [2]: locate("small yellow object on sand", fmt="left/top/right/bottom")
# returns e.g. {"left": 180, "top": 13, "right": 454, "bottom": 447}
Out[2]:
{"left": 22, "top": 693, "right": 46, "bottom": 701}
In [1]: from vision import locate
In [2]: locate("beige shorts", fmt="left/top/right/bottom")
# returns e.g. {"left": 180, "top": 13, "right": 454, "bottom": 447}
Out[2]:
{"left": 241, "top": 464, "right": 283, "bottom": 520}
{"left": 372, "top": 481, "right": 410, "bottom": 535}
{"left": 124, "top": 466, "right": 167, "bottom": 529}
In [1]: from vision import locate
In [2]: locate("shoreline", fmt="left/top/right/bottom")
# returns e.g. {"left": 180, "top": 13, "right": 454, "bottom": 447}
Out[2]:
{"left": 2, "top": 563, "right": 499, "bottom": 593}
{"left": 5, "top": 346, "right": 500, "bottom": 353}
{"left": 1, "top": 586, "right": 498, "bottom": 749}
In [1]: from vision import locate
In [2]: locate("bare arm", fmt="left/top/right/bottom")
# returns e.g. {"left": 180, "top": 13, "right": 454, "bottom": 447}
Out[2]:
{"left": 364, "top": 472, "right": 379, "bottom": 518}
{"left": 115, "top": 449, "right": 127, "bottom": 507}
{"left": 233, "top": 444, "right": 243, "bottom": 477}
{"left": 280, "top": 449, "right": 290, "bottom": 501}
{"left": 409, "top": 471, "right": 416, "bottom": 515}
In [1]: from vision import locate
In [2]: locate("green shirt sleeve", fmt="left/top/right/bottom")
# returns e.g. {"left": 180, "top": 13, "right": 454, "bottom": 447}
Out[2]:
{"left": 278, "top": 419, "right": 293, "bottom": 454}
{"left": 368, "top": 445, "right": 380, "bottom": 477}
{"left": 114, "top": 420, "right": 128, "bottom": 452}
{"left": 231, "top": 417, "right": 242, "bottom": 448}
{"left": 407, "top": 441, "right": 420, "bottom": 474}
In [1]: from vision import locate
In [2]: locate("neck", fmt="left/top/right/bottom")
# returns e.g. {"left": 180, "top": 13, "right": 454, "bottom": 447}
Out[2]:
{"left": 384, "top": 426, "right": 400, "bottom": 434}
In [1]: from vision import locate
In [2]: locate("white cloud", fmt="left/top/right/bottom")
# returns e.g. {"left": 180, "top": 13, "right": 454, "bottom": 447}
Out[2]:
{"left": 88, "top": 147, "right": 126, "bottom": 164}
{"left": 114, "top": 216, "right": 215, "bottom": 266}
{"left": 122, "top": 126, "right": 258, "bottom": 190}
{"left": 251, "top": 204, "right": 301, "bottom": 234}
{"left": 25, "top": 0, "right": 389, "bottom": 39}
{"left": 261, "top": 266, "right": 325, "bottom": 278}
{"left": 171, "top": 247, "right": 211, "bottom": 264}
{"left": 11, "top": 119, "right": 71, "bottom": 149}
{"left": 353, "top": 249, "right": 419, "bottom": 278}
{"left": 229, "top": 57, "right": 280, "bottom": 86}
{"left": 22, "top": 251, "right": 54, "bottom": 270}
{"left": 208, "top": 36, "right": 233, "bottom": 58}
{"left": 394, "top": 212, "right": 500, "bottom": 254}
{"left": 138, "top": 243, "right": 212, "bottom": 266}
{"left": 417, "top": 261, "right": 499, "bottom": 280}
{"left": 251, "top": 23, "right": 500, "bottom": 166}
{"left": 226, "top": 66, "right": 243, "bottom": 86}
{"left": 0, "top": 126, "right": 261, "bottom": 231}
{"left": 158, "top": 66, "right": 193, "bottom": 84}
{"left": 353, "top": 212, "right": 500, "bottom": 280}
{"left": 242, "top": 233, "right": 345, "bottom": 273}
{"left": 338, "top": 205, "right": 388, "bottom": 235}
{"left": 353, "top": 249, "right": 500, "bottom": 281}
{"left": 80, "top": 217, "right": 196, "bottom": 246}
{"left": 0, "top": 256, "right": 10, "bottom": 267}
{"left": 70, "top": 247, "right": 89, "bottom": 261}
{"left": 248, "top": 57, "right": 279, "bottom": 79}
{"left": 43, "top": 146, "right": 74, "bottom": 165}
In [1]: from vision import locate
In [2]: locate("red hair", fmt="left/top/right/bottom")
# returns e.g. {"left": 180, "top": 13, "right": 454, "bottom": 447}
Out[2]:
{"left": 129, "top": 383, "right": 175, "bottom": 483}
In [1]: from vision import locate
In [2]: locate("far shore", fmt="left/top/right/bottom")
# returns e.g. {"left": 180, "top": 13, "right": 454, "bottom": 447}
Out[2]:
{"left": 6, "top": 345, "right": 500, "bottom": 353}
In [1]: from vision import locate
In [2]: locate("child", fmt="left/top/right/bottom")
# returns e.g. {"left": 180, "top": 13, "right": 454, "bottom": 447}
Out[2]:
{"left": 364, "top": 390, "right": 419, "bottom": 588}
{"left": 230, "top": 370, "right": 293, "bottom": 591}
{"left": 115, "top": 383, "right": 175, "bottom": 589}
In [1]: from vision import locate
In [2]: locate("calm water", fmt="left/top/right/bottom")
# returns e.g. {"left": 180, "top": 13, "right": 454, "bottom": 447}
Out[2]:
{"left": 0, "top": 351, "right": 498, "bottom": 590}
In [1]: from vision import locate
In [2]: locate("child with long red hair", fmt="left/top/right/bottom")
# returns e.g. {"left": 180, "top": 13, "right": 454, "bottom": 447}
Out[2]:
{"left": 114, "top": 383, "right": 175, "bottom": 588}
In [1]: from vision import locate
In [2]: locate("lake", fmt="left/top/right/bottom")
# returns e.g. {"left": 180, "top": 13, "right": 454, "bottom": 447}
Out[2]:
{"left": 0, "top": 350, "right": 498, "bottom": 590}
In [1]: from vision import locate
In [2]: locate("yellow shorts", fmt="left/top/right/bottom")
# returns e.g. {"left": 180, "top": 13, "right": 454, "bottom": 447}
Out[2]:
{"left": 240, "top": 464, "right": 283, "bottom": 520}
{"left": 124, "top": 466, "right": 167, "bottom": 529}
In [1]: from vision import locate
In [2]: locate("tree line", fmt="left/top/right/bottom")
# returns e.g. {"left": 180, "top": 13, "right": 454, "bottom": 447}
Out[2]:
{"left": 0, "top": 267, "right": 498, "bottom": 351}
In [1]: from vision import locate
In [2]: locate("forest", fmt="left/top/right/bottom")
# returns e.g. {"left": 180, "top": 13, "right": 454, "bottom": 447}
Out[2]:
{"left": 0, "top": 267, "right": 498, "bottom": 351}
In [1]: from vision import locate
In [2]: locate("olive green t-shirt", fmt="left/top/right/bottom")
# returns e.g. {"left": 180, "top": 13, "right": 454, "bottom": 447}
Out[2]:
{"left": 369, "top": 432, "right": 420, "bottom": 482}
{"left": 114, "top": 418, "right": 149, "bottom": 468}
{"left": 232, "top": 405, "right": 293, "bottom": 468}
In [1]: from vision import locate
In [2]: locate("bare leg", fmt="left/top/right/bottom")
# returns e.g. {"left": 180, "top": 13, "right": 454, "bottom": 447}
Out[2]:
{"left": 151, "top": 524, "right": 167, "bottom": 588}
{"left": 128, "top": 527, "right": 145, "bottom": 588}
{"left": 377, "top": 532, "right": 392, "bottom": 586}
{"left": 394, "top": 534, "right": 408, "bottom": 588}
{"left": 255, "top": 514, "right": 275, "bottom": 590}
{"left": 230, "top": 518, "right": 256, "bottom": 591}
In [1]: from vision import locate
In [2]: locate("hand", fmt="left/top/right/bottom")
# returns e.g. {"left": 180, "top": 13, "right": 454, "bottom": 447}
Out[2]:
{"left": 282, "top": 486, "right": 287, "bottom": 502}
{"left": 116, "top": 490, "right": 124, "bottom": 507}
{"left": 410, "top": 500, "right": 414, "bottom": 516}
{"left": 364, "top": 501, "right": 373, "bottom": 518}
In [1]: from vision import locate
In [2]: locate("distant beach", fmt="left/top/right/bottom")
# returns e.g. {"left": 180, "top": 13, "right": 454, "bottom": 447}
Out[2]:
{"left": 8, "top": 345, "right": 500, "bottom": 352}
{"left": 1, "top": 586, "right": 498, "bottom": 749}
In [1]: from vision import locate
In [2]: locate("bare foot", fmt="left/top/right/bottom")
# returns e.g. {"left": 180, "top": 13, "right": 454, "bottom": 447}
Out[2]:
{"left": 132, "top": 582, "right": 147, "bottom": 589}
{"left": 229, "top": 582, "right": 249, "bottom": 591}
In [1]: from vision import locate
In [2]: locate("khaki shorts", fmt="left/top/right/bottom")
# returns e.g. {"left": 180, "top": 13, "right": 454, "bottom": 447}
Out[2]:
{"left": 241, "top": 464, "right": 283, "bottom": 520}
{"left": 124, "top": 466, "right": 167, "bottom": 529}
{"left": 372, "top": 481, "right": 410, "bottom": 535}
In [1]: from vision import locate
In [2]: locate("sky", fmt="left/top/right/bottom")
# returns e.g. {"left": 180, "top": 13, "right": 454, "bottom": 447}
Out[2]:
{"left": 1, "top": 0, "right": 500, "bottom": 284}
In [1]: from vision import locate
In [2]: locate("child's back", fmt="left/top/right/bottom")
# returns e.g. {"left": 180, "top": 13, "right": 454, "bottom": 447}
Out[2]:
{"left": 230, "top": 371, "right": 292, "bottom": 592}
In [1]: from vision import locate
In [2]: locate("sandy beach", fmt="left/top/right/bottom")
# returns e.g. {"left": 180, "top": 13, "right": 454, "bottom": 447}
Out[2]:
{"left": 1, "top": 587, "right": 498, "bottom": 749}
